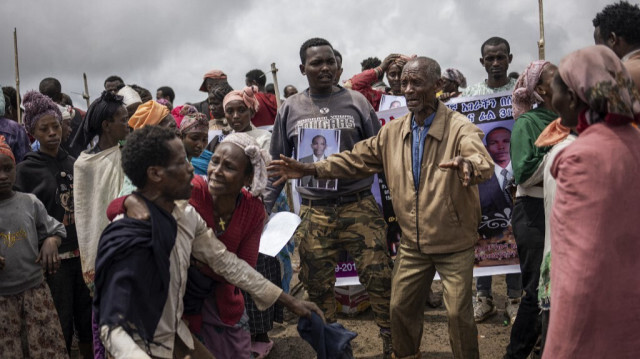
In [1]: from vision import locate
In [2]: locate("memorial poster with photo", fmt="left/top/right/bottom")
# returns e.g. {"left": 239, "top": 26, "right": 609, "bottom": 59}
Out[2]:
{"left": 379, "top": 94, "right": 407, "bottom": 111}
{"left": 446, "top": 92, "right": 520, "bottom": 275}
{"left": 296, "top": 128, "right": 340, "bottom": 191}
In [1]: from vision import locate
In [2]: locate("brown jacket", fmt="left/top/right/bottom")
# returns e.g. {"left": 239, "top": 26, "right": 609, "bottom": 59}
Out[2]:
{"left": 315, "top": 103, "right": 494, "bottom": 254}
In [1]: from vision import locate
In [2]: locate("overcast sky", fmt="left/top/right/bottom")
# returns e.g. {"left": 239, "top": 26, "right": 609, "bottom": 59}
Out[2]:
{"left": 0, "top": 0, "right": 613, "bottom": 110}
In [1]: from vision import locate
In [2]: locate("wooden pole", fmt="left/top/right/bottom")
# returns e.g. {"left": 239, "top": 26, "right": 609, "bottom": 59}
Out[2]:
{"left": 538, "top": 0, "right": 546, "bottom": 60}
{"left": 13, "top": 28, "right": 21, "bottom": 124}
{"left": 270, "top": 63, "right": 283, "bottom": 108}
{"left": 83, "top": 73, "right": 90, "bottom": 109}
{"left": 269, "top": 62, "right": 294, "bottom": 212}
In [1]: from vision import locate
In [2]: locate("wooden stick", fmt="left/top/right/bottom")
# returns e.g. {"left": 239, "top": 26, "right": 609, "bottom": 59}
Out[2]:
{"left": 13, "top": 28, "right": 21, "bottom": 124}
{"left": 269, "top": 62, "right": 295, "bottom": 212}
{"left": 538, "top": 0, "right": 546, "bottom": 60}
{"left": 270, "top": 63, "right": 282, "bottom": 108}
{"left": 83, "top": 73, "right": 90, "bottom": 109}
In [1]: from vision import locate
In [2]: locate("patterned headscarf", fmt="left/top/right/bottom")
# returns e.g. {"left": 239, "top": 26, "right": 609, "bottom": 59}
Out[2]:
{"left": 179, "top": 113, "right": 208, "bottom": 134}
{"left": 223, "top": 86, "right": 260, "bottom": 114}
{"left": 512, "top": 60, "right": 551, "bottom": 120}
{"left": 23, "top": 91, "right": 62, "bottom": 134}
{"left": 171, "top": 104, "right": 198, "bottom": 127}
{"left": 156, "top": 98, "right": 171, "bottom": 107}
{"left": 219, "top": 132, "right": 270, "bottom": 197}
{"left": 442, "top": 68, "right": 467, "bottom": 88}
{"left": 128, "top": 100, "right": 171, "bottom": 130}
{"left": 558, "top": 45, "right": 640, "bottom": 133}
{"left": 0, "top": 135, "right": 14, "bottom": 163}
{"left": 199, "top": 69, "right": 228, "bottom": 92}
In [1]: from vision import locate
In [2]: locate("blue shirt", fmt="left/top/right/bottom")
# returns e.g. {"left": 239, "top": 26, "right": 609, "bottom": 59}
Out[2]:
{"left": 411, "top": 112, "right": 436, "bottom": 190}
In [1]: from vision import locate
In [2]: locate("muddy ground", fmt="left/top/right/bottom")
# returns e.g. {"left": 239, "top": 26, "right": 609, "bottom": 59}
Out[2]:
{"left": 269, "top": 259, "right": 514, "bottom": 358}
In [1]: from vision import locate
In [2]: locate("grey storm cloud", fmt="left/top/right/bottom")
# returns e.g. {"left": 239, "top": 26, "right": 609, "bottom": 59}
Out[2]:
{"left": 0, "top": 0, "right": 612, "bottom": 110}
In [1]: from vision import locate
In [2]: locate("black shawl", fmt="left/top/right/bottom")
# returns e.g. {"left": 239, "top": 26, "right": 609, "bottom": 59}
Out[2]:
{"left": 93, "top": 195, "right": 177, "bottom": 350}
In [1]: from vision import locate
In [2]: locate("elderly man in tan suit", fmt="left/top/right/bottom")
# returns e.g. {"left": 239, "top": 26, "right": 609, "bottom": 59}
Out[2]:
{"left": 269, "top": 57, "right": 494, "bottom": 359}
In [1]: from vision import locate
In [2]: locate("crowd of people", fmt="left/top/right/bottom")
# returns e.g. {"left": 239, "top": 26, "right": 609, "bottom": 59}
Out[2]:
{"left": 1, "top": 2, "right": 640, "bottom": 359}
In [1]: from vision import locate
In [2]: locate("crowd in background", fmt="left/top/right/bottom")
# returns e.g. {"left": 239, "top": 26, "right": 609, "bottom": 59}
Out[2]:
{"left": 1, "top": 2, "right": 640, "bottom": 359}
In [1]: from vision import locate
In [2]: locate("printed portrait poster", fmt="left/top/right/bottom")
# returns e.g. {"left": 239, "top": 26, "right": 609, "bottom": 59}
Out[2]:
{"left": 297, "top": 128, "right": 340, "bottom": 191}
{"left": 446, "top": 92, "right": 520, "bottom": 275}
{"left": 379, "top": 94, "right": 407, "bottom": 111}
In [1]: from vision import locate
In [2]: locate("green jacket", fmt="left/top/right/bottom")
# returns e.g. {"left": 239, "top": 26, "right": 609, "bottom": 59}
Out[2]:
{"left": 511, "top": 107, "right": 557, "bottom": 184}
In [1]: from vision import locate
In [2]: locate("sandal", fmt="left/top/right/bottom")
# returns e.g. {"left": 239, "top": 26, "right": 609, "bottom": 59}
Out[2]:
{"left": 251, "top": 340, "right": 274, "bottom": 359}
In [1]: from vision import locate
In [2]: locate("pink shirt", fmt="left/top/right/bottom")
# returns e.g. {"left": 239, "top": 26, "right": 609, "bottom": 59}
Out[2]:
{"left": 544, "top": 123, "right": 640, "bottom": 358}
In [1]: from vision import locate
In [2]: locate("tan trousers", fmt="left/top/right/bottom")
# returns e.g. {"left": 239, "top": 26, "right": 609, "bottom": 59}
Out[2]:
{"left": 390, "top": 244, "right": 479, "bottom": 359}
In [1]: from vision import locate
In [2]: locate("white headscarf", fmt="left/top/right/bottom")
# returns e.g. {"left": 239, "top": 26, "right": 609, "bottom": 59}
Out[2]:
{"left": 57, "top": 104, "right": 75, "bottom": 120}
{"left": 220, "top": 132, "right": 270, "bottom": 197}
{"left": 117, "top": 85, "right": 142, "bottom": 107}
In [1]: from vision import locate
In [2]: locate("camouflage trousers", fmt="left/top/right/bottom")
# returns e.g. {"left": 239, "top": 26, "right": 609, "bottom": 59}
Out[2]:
{"left": 296, "top": 194, "right": 392, "bottom": 329}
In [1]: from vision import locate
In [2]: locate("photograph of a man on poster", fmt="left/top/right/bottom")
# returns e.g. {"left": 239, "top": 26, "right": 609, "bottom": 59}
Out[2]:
{"left": 478, "top": 123, "right": 514, "bottom": 239}
{"left": 297, "top": 128, "right": 340, "bottom": 190}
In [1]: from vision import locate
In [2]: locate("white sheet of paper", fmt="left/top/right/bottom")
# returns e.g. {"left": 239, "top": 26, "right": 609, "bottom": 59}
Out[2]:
{"left": 258, "top": 212, "right": 301, "bottom": 257}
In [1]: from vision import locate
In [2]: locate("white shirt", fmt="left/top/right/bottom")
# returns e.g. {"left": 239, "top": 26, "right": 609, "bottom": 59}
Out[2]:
{"left": 494, "top": 161, "right": 513, "bottom": 190}
{"left": 313, "top": 154, "right": 326, "bottom": 162}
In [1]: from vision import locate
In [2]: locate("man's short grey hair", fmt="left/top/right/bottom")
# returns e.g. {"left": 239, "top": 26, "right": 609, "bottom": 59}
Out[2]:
{"left": 405, "top": 57, "right": 441, "bottom": 81}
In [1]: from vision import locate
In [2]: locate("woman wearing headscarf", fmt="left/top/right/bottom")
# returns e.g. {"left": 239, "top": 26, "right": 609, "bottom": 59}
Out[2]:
{"left": 128, "top": 99, "right": 174, "bottom": 132}
{"left": 171, "top": 104, "right": 198, "bottom": 128}
{"left": 117, "top": 85, "right": 142, "bottom": 118}
{"left": 201, "top": 86, "right": 270, "bottom": 172}
{"left": 221, "top": 86, "right": 271, "bottom": 149}
{"left": 117, "top": 100, "right": 179, "bottom": 196}
{"left": 15, "top": 91, "right": 93, "bottom": 358}
{"left": 176, "top": 105, "right": 211, "bottom": 176}
{"left": 179, "top": 112, "right": 209, "bottom": 162}
{"left": 205, "top": 87, "right": 286, "bottom": 357}
{"left": 543, "top": 45, "right": 640, "bottom": 359}
{"left": 183, "top": 132, "right": 270, "bottom": 358}
{"left": 504, "top": 60, "right": 558, "bottom": 359}
{"left": 438, "top": 68, "right": 468, "bottom": 102}
{"left": 190, "top": 84, "right": 235, "bottom": 176}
